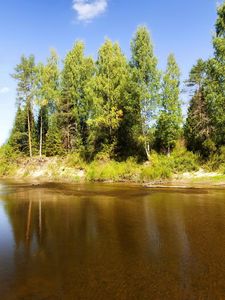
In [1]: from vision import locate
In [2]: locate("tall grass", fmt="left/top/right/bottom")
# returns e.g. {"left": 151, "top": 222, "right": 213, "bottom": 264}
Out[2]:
{"left": 86, "top": 158, "right": 141, "bottom": 182}
{"left": 86, "top": 148, "right": 200, "bottom": 182}
{"left": 0, "top": 144, "right": 200, "bottom": 182}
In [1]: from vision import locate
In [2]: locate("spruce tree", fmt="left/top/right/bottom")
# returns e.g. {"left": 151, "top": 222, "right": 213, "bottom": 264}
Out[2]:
{"left": 184, "top": 59, "right": 213, "bottom": 156}
{"left": 185, "top": 3, "right": 225, "bottom": 156}
{"left": 8, "top": 106, "right": 28, "bottom": 154}
{"left": 204, "top": 2, "right": 225, "bottom": 147}
{"left": 58, "top": 41, "right": 94, "bottom": 152}
{"left": 45, "top": 114, "right": 64, "bottom": 156}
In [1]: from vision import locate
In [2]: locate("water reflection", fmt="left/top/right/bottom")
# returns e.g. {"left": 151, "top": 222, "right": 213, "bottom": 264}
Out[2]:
{"left": 0, "top": 202, "right": 15, "bottom": 297}
{"left": 143, "top": 197, "right": 161, "bottom": 259}
{"left": 1, "top": 183, "right": 225, "bottom": 299}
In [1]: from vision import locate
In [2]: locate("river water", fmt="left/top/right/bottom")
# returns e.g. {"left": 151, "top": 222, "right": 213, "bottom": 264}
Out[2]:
{"left": 0, "top": 181, "right": 225, "bottom": 299}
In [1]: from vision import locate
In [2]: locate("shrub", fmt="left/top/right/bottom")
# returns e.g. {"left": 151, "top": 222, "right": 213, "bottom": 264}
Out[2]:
{"left": 140, "top": 152, "right": 172, "bottom": 181}
{"left": 65, "top": 152, "right": 86, "bottom": 169}
{"left": 0, "top": 144, "right": 18, "bottom": 176}
{"left": 170, "top": 148, "right": 200, "bottom": 172}
{"left": 206, "top": 146, "right": 225, "bottom": 171}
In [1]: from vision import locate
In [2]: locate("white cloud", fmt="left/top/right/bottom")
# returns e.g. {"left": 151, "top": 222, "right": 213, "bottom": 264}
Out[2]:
{"left": 0, "top": 87, "right": 9, "bottom": 94}
{"left": 73, "top": 0, "right": 108, "bottom": 22}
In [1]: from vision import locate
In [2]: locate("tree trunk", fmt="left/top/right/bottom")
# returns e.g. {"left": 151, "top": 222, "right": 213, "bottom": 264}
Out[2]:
{"left": 167, "top": 146, "right": 171, "bottom": 157}
{"left": 39, "top": 197, "right": 42, "bottom": 240}
{"left": 145, "top": 141, "right": 151, "bottom": 161}
{"left": 27, "top": 108, "right": 32, "bottom": 158}
{"left": 67, "top": 125, "right": 71, "bottom": 152}
{"left": 39, "top": 111, "right": 43, "bottom": 158}
{"left": 26, "top": 200, "right": 32, "bottom": 243}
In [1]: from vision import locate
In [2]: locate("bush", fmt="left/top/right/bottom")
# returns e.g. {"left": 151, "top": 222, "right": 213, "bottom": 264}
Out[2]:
{"left": 0, "top": 144, "right": 19, "bottom": 176}
{"left": 205, "top": 146, "right": 225, "bottom": 171}
{"left": 170, "top": 148, "right": 200, "bottom": 172}
{"left": 202, "top": 139, "right": 217, "bottom": 158}
{"left": 86, "top": 149, "right": 200, "bottom": 183}
{"left": 140, "top": 148, "right": 199, "bottom": 182}
{"left": 140, "top": 152, "right": 172, "bottom": 181}
{"left": 65, "top": 152, "right": 86, "bottom": 169}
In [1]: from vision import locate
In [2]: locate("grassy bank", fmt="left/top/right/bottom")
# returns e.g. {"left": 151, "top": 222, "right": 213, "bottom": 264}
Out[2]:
{"left": 2, "top": 145, "right": 224, "bottom": 185}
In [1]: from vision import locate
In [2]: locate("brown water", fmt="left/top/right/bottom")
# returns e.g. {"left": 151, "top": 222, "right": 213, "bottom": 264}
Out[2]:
{"left": 0, "top": 181, "right": 225, "bottom": 299}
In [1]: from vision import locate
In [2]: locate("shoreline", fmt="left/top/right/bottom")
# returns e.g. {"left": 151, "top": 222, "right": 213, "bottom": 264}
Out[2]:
{"left": 1, "top": 174, "right": 225, "bottom": 190}
{"left": 1, "top": 157, "right": 225, "bottom": 189}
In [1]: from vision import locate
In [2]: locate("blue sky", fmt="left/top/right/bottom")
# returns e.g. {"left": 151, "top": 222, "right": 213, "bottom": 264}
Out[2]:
{"left": 0, "top": 0, "right": 219, "bottom": 145}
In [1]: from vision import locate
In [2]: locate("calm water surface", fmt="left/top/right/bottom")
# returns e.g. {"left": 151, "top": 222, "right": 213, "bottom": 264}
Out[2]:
{"left": 0, "top": 181, "right": 225, "bottom": 299}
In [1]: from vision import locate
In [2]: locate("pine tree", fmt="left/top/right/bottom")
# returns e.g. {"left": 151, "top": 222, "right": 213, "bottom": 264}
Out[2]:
{"left": 204, "top": 2, "right": 225, "bottom": 147}
{"left": 155, "top": 54, "right": 182, "bottom": 155}
{"left": 12, "top": 55, "right": 37, "bottom": 157}
{"left": 8, "top": 106, "right": 28, "bottom": 154}
{"left": 45, "top": 114, "right": 64, "bottom": 156}
{"left": 184, "top": 59, "right": 213, "bottom": 156}
{"left": 185, "top": 3, "right": 225, "bottom": 156}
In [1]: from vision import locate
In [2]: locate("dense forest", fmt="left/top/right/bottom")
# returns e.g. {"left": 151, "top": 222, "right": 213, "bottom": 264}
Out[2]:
{"left": 1, "top": 3, "right": 225, "bottom": 175}
{"left": 7, "top": 28, "right": 182, "bottom": 161}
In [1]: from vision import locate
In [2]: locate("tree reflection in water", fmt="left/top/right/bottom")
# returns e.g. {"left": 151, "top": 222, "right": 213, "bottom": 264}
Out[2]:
{"left": 1, "top": 183, "right": 225, "bottom": 299}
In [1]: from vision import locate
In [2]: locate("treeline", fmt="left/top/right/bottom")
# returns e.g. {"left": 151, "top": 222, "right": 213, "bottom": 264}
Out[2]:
{"left": 185, "top": 3, "right": 225, "bottom": 158}
{"left": 8, "top": 28, "right": 182, "bottom": 161}
{"left": 7, "top": 2, "right": 225, "bottom": 162}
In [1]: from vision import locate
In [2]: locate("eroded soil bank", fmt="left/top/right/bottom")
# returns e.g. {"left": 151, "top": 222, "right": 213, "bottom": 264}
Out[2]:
{"left": 1, "top": 157, "right": 225, "bottom": 188}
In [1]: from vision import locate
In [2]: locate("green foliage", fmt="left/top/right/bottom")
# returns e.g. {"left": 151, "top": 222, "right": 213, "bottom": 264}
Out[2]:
{"left": 59, "top": 41, "right": 94, "bottom": 151}
{"left": 141, "top": 146, "right": 199, "bottom": 181}
{"left": 86, "top": 39, "right": 131, "bottom": 158}
{"left": 85, "top": 148, "right": 199, "bottom": 182}
{"left": 184, "top": 66, "right": 213, "bottom": 157}
{"left": 8, "top": 106, "right": 28, "bottom": 154}
{"left": 130, "top": 26, "right": 161, "bottom": 157}
{"left": 185, "top": 3, "right": 225, "bottom": 158}
{"left": 45, "top": 114, "right": 64, "bottom": 156}
{"left": 205, "top": 146, "right": 225, "bottom": 171}
{"left": 36, "top": 50, "right": 60, "bottom": 110}
{"left": 141, "top": 161, "right": 172, "bottom": 181}
{"left": 155, "top": 54, "right": 182, "bottom": 154}
{"left": 36, "top": 106, "right": 49, "bottom": 155}
{"left": 35, "top": 50, "right": 60, "bottom": 157}
{"left": 93, "top": 144, "right": 114, "bottom": 162}
{"left": 202, "top": 3, "right": 225, "bottom": 148}
{"left": 65, "top": 152, "right": 86, "bottom": 169}
{"left": 5, "top": 8, "right": 225, "bottom": 173}
{"left": 170, "top": 147, "right": 199, "bottom": 173}
{"left": 86, "top": 158, "right": 141, "bottom": 182}
{"left": 11, "top": 55, "right": 37, "bottom": 157}
{"left": 0, "top": 144, "right": 19, "bottom": 176}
